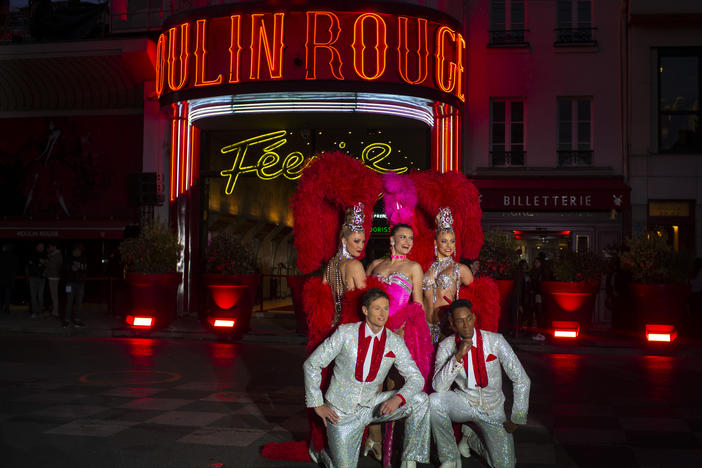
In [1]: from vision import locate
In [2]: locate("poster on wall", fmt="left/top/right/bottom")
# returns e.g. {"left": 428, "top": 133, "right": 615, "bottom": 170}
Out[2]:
{"left": 0, "top": 115, "right": 142, "bottom": 220}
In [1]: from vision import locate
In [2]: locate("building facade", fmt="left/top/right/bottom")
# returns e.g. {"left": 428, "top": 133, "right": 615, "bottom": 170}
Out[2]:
{"left": 463, "top": 0, "right": 630, "bottom": 266}
{"left": 627, "top": 0, "right": 702, "bottom": 255}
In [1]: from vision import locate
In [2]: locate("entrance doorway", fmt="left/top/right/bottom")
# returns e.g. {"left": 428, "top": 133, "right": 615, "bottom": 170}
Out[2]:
{"left": 513, "top": 230, "right": 572, "bottom": 265}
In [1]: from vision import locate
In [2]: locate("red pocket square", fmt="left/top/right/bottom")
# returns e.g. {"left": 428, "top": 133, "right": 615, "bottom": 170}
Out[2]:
{"left": 385, "top": 351, "right": 396, "bottom": 358}
{"left": 486, "top": 354, "right": 497, "bottom": 362}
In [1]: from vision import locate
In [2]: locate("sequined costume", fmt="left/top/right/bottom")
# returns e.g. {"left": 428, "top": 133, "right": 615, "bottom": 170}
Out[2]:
{"left": 429, "top": 330, "right": 530, "bottom": 468}
{"left": 304, "top": 322, "right": 431, "bottom": 468}
{"left": 375, "top": 272, "right": 433, "bottom": 384}
{"left": 422, "top": 256, "right": 462, "bottom": 343}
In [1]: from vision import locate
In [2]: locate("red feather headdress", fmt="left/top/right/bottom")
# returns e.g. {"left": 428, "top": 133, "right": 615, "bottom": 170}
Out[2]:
{"left": 410, "top": 170, "right": 484, "bottom": 270}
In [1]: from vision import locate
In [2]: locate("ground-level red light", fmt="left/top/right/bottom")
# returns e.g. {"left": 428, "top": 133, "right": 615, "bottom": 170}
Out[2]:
{"left": 552, "top": 320, "right": 579, "bottom": 339}
{"left": 645, "top": 324, "right": 677, "bottom": 343}
{"left": 208, "top": 317, "right": 237, "bottom": 329}
{"left": 126, "top": 315, "right": 154, "bottom": 328}
{"left": 212, "top": 319, "right": 236, "bottom": 328}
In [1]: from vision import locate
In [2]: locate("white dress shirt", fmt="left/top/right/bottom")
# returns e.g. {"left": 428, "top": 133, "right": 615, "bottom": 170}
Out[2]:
{"left": 455, "top": 332, "right": 478, "bottom": 388}
{"left": 362, "top": 323, "right": 383, "bottom": 381}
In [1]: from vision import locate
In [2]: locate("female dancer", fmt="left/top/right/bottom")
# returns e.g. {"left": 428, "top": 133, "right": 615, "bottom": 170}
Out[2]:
{"left": 323, "top": 202, "right": 367, "bottom": 324}
{"left": 362, "top": 223, "right": 432, "bottom": 465}
{"left": 423, "top": 207, "right": 474, "bottom": 343}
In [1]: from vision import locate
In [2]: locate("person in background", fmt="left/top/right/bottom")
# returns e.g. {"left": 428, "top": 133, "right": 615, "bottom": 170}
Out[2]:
{"left": 529, "top": 257, "right": 547, "bottom": 342}
{"left": 0, "top": 244, "right": 19, "bottom": 314}
{"left": 64, "top": 244, "right": 87, "bottom": 328}
{"left": 44, "top": 242, "right": 63, "bottom": 318}
{"left": 27, "top": 242, "right": 46, "bottom": 318}
{"left": 466, "top": 258, "right": 480, "bottom": 277}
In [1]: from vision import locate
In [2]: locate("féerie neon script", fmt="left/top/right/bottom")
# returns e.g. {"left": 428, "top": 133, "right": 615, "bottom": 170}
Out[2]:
{"left": 219, "top": 130, "right": 408, "bottom": 194}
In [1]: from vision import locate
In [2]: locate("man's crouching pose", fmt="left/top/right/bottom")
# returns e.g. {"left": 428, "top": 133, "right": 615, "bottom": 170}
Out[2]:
{"left": 430, "top": 299, "right": 530, "bottom": 468}
{"left": 303, "top": 288, "right": 430, "bottom": 468}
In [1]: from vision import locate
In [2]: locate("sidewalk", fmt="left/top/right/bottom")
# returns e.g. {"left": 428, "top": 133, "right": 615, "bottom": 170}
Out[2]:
{"left": 0, "top": 302, "right": 308, "bottom": 345}
{"left": 1, "top": 303, "right": 700, "bottom": 355}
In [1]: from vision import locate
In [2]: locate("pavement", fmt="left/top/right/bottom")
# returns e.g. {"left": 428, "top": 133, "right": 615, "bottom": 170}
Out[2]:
{"left": 2, "top": 302, "right": 701, "bottom": 357}
{"left": 2, "top": 303, "right": 702, "bottom": 467}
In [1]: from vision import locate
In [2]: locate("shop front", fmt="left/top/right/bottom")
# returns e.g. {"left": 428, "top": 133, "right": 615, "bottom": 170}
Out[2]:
{"left": 156, "top": 2, "right": 467, "bottom": 315}
{"left": 473, "top": 177, "right": 631, "bottom": 260}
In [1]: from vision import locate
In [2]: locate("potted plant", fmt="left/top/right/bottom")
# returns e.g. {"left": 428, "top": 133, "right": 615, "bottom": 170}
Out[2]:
{"left": 619, "top": 232, "right": 691, "bottom": 329}
{"left": 541, "top": 249, "right": 605, "bottom": 332}
{"left": 204, "top": 230, "right": 261, "bottom": 335}
{"left": 119, "top": 220, "right": 182, "bottom": 328}
{"left": 478, "top": 229, "right": 520, "bottom": 309}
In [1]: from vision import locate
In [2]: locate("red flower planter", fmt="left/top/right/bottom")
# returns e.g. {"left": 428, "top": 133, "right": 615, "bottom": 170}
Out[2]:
{"left": 126, "top": 272, "right": 181, "bottom": 329}
{"left": 286, "top": 276, "right": 309, "bottom": 335}
{"left": 203, "top": 273, "right": 261, "bottom": 335}
{"left": 629, "top": 283, "right": 690, "bottom": 330}
{"left": 541, "top": 280, "right": 599, "bottom": 331}
{"left": 203, "top": 274, "right": 247, "bottom": 310}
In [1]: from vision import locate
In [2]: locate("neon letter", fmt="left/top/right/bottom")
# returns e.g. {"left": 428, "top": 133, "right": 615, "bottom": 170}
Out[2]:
{"left": 397, "top": 16, "right": 428, "bottom": 85}
{"left": 220, "top": 131, "right": 287, "bottom": 194}
{"left": 167, "top": 23, "right": 191, "bottom": 92}
{"left": 229, "top": 15, "right": 242, "bottom": 83}
{"left": 250, "top": 13, "right": 285, "bottom": 80}
{"left": 155, "top": 33, "right": 167, "bottom": 97}
{"left": 352, "top": 13, "right": 388, "bottom": 81}
{"left": 361, "top": 143, "right": 408, "bottom": 174}
{"left": 434, "top": 25, "right": 457, "bottom": 95}
{"left": 194, "top": 19, "right": 223, "bottom": 87}
{"left": 455, "top": 32, "right": 466, "bottom": 102}
{"left": 305, "top": 11, "right": 344, "bottom": 80}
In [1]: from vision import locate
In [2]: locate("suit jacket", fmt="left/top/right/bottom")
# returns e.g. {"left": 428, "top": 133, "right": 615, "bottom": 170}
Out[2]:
{"left": 432, "top": 330, "right": 530, "bottom": 424}
{"left": 304, "top": 321, "right": 424, "bottom": 414}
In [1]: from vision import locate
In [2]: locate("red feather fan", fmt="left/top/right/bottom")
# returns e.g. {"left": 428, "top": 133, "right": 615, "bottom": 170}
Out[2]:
{"left": 291, "top": 152, "right": 382, "bottom": 274}
{"left": 410, "top": 171, "right": 484, "bottom": 270}
{"left": 459, "top": 276, "right": 501, "bottom": 333}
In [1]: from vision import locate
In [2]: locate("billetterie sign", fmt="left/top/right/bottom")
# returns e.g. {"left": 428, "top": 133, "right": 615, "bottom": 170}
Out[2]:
{"left": 156, "top": 7, "right": 465, "bottom": 102}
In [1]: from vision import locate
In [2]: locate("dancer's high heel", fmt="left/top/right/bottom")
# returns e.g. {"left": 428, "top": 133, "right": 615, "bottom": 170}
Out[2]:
{"left": 362, "top": 438, "right": 382, "bottom": 462}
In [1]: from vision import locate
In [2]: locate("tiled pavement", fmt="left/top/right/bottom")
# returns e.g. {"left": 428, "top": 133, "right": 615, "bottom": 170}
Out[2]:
{"left": 2, "top": 334, "right": 702, "bottom": 467}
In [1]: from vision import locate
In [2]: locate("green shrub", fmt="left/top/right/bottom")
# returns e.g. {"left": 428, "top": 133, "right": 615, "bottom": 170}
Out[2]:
{"left": 119, "top": 220, "right": 181, "bottom": 274}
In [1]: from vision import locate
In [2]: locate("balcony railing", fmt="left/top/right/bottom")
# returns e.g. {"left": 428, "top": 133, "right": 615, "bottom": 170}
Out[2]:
{"left": 558, "top": 150, "right": 593, "bottom": 167}
{"left": 488, "top": 29, "right": 529, "bottom": 47}
{"left": 490, "top": 150, "right": 526, "bottom": 167}
{"left": 554, "top": 27, "right": 597, "bottom": 46}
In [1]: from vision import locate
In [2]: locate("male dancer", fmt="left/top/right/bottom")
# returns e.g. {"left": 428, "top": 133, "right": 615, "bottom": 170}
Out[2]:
{"left": 430, "top": 299, "right": 530, "bottom": 468}
{"left": 304, "top": 288, "right": 430, "bottom": 468}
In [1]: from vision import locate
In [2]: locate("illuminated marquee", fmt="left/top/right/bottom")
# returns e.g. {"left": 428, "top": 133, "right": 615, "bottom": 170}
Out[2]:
{"left": 219, "top": 130, "right": 408, "bottom": 194}
{"left": 156, "top": 8, "right": 465, "bottom": 103}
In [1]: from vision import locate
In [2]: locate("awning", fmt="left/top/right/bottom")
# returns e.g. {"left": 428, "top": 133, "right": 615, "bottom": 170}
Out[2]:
{"left": 0, "top": 38, "right": 154, "bottom": 116}
{"left": 0, "top": 219, "right": 132, "bottom": 239}
{"left": 471, "top": 177, "right": 630, "bottom": 212}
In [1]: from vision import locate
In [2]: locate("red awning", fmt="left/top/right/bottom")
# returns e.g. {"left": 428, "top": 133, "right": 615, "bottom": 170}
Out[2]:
{"left": 470, "top": 177, "right": 630, "bottom": 212}
{"left": 0, "top": 220, "right": 131, "bottom": 239}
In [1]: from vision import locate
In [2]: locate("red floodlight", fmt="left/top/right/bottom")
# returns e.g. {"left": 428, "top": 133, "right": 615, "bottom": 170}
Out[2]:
{"left": 126, "top": 315, "right": 154, "bottom": 329}
{"left": 209, "top": 318, "right": 236, "bottom": 328}
{"left": 645, "top": 324, "right": 677, "bottom": 343}
{"left": 552, "top": 320, "right": 579, "bottom": 339}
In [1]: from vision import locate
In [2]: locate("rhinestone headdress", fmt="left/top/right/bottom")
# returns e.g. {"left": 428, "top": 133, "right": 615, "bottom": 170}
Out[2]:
{"left": 436, "top": 207, "right": 454, "bottom": 233}
{"left": 343, "top": 202, "right": 365, "bottom": 232}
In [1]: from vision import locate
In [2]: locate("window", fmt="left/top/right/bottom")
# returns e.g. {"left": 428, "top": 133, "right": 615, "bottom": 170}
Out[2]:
{"left": 555, "top": 0, "right": 596, "bottom": 45}
{"left": 557, "top": 97, "right": 592, "bottom": 166}
{"left": 658, "top": 48, "right": 702, "bottom": 153}
{"left": 490, "top": 99, "right": 525, "bottom": 166}
{"left": 489, "top": 0, "right": 527, "bottom": 47}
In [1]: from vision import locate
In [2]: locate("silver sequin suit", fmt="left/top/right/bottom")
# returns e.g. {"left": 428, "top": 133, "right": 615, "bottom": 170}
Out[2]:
{"left": 430, "top": 330, "right": 530, "bottom": 468}
{"left": 304, "top": 322, "right": 430, "bottom": 468}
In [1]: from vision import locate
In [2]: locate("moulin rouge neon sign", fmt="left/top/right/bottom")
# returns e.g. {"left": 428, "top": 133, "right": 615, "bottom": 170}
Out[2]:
{"left": 157, "top": 9, "right": 465, "bottom": 102}
{"left": 219, "top": 130, "right": 408, "bottom": 194}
